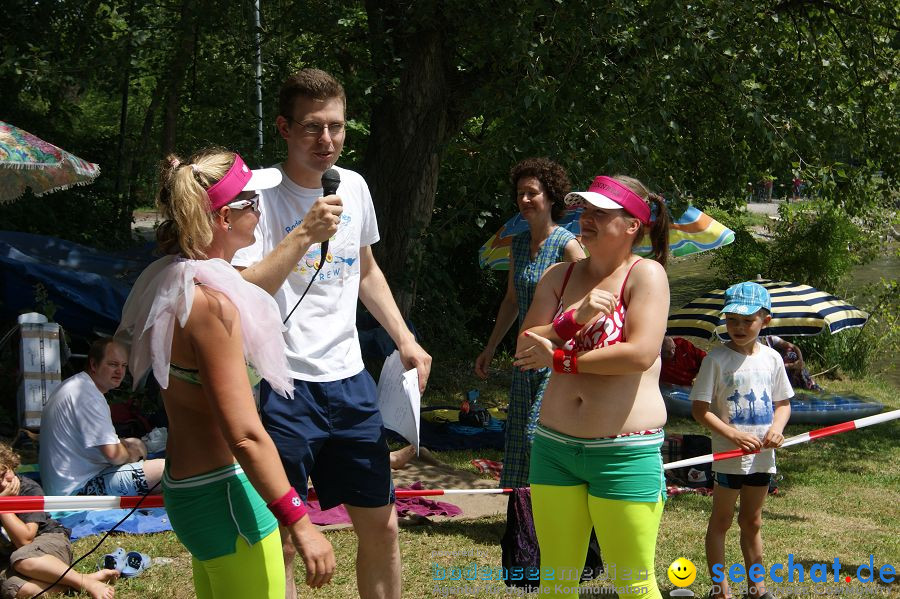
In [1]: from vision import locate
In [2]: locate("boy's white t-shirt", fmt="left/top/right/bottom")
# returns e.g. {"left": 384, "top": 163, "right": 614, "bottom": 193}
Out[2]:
{"left": 690, "top": 344, "right": 794, "bottom": 474}
{"left": 232, "top": 165, "right": 379, "bottom": 382}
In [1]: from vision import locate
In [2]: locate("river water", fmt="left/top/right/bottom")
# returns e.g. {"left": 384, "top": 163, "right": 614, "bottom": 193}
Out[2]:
{"left": 666, "top": 249, "right": 899, "bottom": 388}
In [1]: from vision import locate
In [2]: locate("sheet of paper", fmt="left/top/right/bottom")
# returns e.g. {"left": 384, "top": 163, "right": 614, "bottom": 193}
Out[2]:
{"left": 376, "top": 350, "right": 421, "bottom": 453}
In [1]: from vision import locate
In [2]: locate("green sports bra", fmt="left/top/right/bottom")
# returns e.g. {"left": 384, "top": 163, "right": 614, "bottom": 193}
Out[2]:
{"left": 169, "top": 362, "right": 263, "bottom": 388}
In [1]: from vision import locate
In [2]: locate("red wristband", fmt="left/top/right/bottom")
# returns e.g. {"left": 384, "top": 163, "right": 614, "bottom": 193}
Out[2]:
{"left": 553, "top": 349, "right": 578, "bottom": 374}
{"left": 267, "top": 487, "right": 308, "bottom": 527}
{"left": 552, "top": 309, "right": 582, "bottom": 341}
{"left": 553, "top": 348, "right": 565, "bottom": 372}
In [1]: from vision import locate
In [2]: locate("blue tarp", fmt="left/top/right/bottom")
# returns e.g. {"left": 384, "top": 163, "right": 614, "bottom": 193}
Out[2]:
{"left": 0, "top": 231, "right": 154, "bottom": 337}
{"left": 52, "top": 508, "right": 173, "bottom": 541}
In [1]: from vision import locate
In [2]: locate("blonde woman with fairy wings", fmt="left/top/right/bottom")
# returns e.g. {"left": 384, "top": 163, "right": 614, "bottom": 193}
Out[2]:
{"left": 117, "top": 149, "right": 335, "bottom": 599}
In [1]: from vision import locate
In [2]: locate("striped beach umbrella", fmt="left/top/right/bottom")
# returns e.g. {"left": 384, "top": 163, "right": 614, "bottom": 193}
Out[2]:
{"left": 667, "top": 280, "right": 869, "bottom": 340}
{"left": 478, "top": 205, "right": 734, "bottom": 270}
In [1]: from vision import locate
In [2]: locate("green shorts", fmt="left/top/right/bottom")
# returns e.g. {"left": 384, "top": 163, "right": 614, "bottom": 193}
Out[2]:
{"left": 529, "top": 425, "right": 666, "bottom": 503}
{"left": 162, "top": 463, "right": 278, "bottom": 561}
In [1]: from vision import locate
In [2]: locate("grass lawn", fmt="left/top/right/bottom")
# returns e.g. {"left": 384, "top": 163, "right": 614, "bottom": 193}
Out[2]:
{"left": 66, "top": 369, "right": 898, "bottom": 598}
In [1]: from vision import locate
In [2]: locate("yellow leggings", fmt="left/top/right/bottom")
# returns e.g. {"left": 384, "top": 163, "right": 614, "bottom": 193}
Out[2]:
{"left": 191, "top": 529, "right": 285, "bottom": 599}
{"left": 531, "top": 484, "right": 664, "bottom": 598}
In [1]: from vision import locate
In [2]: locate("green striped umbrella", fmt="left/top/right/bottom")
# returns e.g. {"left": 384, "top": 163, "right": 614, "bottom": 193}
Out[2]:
{"left": 667, "top": 280, "right": 869, "bottom": 340}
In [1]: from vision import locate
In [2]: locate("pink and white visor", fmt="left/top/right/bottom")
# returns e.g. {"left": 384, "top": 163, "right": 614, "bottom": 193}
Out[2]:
{"left": 206, "top": 153, "right": 281, "bottom": 211}
{"left": 564, "top": 176, "right": 651, "bottom": 225}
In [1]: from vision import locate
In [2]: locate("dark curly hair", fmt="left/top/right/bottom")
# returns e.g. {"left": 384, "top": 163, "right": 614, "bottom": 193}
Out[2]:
{"left": 509, "top": 158, "right": 571, "bottom": 222}
{"left": 0, "top": 442, "right": 21, "bottom": 474}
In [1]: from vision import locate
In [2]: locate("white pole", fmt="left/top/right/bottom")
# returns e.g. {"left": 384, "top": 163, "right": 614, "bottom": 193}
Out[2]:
{"left": 254, "top": 0, "right": 264, "bottom": 152}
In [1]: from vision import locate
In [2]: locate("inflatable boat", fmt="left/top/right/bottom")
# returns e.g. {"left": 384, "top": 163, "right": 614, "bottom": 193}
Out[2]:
{"left": 661, "top": 385, "right": 885, "bottom": 425}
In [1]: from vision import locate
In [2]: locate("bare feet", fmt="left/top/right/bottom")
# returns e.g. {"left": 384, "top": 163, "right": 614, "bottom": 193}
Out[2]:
{"left": 83, "top": 579, "right": 115, "bottom": 599}
{"left": 389, "top": 445, "right": 416, "bottom": 470}
{"left": 89, "top": 569, "right": 120, "bottom": 584}
{"left": 84, "top": 569, "right": 119, "bottom": 599}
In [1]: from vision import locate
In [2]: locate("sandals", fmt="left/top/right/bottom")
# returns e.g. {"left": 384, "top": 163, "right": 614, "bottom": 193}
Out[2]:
{"left": 98, "top": 547, "right": 151, "bottom": 578}
{"left": 121, "top": 551, "right": 151, "bottom": 578}
{"left": 99, "top": 547, "right": 126, "bottom": 572}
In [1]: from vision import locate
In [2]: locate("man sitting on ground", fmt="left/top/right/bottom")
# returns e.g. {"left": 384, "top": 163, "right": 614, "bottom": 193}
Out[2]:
{"left": 660, "top": 336, "right": 707, "bottom": 387}
{"left": 39, "top": 339, "right": 164, "bottom": 496}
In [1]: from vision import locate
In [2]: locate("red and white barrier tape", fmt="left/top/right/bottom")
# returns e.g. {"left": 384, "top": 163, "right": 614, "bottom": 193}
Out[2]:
{"left": 0, "top": 495, "right": 165, "bottom": 513}
{"left": 663, "top": 409, "right": 900, "bottom": 471}
{"left": 2, "top": 410, "right": 895, "bottom": 514}
{"left": 0, "top": 488, "right": 515, "bottom": 514}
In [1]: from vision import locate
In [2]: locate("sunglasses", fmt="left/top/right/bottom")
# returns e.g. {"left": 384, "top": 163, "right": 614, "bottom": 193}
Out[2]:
{"left": 226, "top": 194, "right": 259, "bottom": 211}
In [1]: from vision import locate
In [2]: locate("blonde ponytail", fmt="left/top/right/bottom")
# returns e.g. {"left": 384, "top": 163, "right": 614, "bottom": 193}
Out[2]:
{"left": 155, "top": 149, "right": 235, "bottom": 258}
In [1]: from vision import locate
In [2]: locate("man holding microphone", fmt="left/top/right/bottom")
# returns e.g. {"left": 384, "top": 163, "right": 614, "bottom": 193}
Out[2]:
{"left": 234, "top": 68, "right": 431, "bottom": 599}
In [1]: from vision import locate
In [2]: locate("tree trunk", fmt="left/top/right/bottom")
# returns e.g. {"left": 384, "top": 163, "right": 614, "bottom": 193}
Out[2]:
{"left": 363, "top": 4, "right": 466, "bottom": 315}
{"left": 114, "top": 33, "right": 131, "bottom": 199}
{"left": 125, "top": 80, "right": 164, "bottom": 206}
{"left": 160, "top": 0, "right": 201, "bottom": 156}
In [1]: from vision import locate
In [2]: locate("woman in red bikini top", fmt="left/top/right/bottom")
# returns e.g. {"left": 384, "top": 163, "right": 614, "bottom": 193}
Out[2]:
{"left": 514, "top": 173, "right": 671, "bottom": 439}
{"left": 512, "top": 174, "right": 672, "bottom": 598}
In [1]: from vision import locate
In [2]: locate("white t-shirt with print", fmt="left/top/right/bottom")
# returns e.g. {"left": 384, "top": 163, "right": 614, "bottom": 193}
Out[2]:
{"left": 38, "top": 372, "right": 121, "bottom": 495}
{"left": 690, "top": 344, "right": 794, "bottom": 474}
{"left": 232, "top": 165, "right": 380, "bottom": 382}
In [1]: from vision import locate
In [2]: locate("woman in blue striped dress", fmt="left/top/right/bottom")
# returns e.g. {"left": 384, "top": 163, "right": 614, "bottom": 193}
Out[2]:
{"left": 475, "top": 158, "right": 585, "bottom": 488}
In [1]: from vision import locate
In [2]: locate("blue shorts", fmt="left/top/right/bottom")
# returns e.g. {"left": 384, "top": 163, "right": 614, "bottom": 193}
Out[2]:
{"left": 713, "top": 472, "right": 772, "bottom": 489}
{"left": 78, "top": 461, "right": 149, "bottom": 496}
{"left": 260, "top": 370, "right": 394, "bottom": 511}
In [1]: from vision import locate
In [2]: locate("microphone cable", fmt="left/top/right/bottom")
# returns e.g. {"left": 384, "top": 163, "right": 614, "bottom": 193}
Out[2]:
{"left": 283, "top": 250, "right": 328, "bottom": 324}
{"left": 282, "top": 168, "right": 340, "bottom": 325}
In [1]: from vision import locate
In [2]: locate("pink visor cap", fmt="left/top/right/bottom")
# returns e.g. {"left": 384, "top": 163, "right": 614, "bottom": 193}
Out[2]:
{"left": 564, "top": 176, "right": 651, "bottom": 225}
{"left": 206, "top": 153, "right": 282, "bottom": 212}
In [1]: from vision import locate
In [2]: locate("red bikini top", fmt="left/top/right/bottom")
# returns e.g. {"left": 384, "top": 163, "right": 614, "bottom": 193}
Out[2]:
{"left": 555, "top": 260, "right": 642, "bottom": 352}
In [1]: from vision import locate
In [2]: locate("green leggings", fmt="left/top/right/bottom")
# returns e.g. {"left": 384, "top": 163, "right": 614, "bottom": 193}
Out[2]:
{"left": 531, "top": 486, "right": 664, "bottom": 597}
{"left": 191, "top": 529, "right": 285, "bottom": 599}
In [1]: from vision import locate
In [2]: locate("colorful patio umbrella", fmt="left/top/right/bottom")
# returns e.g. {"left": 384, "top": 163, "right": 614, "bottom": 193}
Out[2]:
{"left": 667, "top": 280, "right": 869, "bottom": 340}
{"left": 0, "top": 121, "right": 101, "bottom": 203}
{"left": 478, "top": 205, "right": 734, "bottom": 270}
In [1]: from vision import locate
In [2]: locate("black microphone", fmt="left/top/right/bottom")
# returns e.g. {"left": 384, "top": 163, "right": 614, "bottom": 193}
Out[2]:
{"left": 320, "top": 168, "right": 340, "bottom": 260}
{"left": 283, "top": 168, "right": 341, "bottom": 324}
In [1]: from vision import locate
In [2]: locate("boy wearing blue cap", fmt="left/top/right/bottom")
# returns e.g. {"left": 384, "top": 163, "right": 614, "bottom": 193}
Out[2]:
{"left": 691, "top": 281, "right": 793, "bottom": 599}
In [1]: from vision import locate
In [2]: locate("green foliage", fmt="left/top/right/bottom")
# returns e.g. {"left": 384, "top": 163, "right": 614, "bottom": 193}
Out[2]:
{"left": 802, "top": 277, "right": 900, "bottom": 380}
{"left": 710, "top": 166, "right": 894, "bottom": 285}
{"left": 1, "top": 0, "right": 898, "bottom": 360}
{"left": 707, "top": 166, "right": 897, "bottom": 378}
{"left": 32, "top": 283, "right": 57, "bottom": 322}
{"left": 767, "top": 202, "right": 860, "bottom": 291}
{"left": 0, "top": 185, "right": 136, "bottom": 249}
{"left": 712, "top": 219, "right": 769, "bottom": 288}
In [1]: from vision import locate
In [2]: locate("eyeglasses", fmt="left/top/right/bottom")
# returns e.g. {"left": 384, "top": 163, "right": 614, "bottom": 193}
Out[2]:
{"left": 288, "top": 118, "right": 345, "bottom": 137}
{"left": 226, "top": 194, "right": 259, "bottom": 211}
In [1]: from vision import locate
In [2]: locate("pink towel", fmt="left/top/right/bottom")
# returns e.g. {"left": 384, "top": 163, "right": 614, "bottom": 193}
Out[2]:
{"left": 306, "top": 482, "right": 462, "bottom": 525}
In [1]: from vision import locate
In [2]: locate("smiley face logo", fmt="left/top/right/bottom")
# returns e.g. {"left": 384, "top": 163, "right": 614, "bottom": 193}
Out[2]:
{"left": 668, "top": 558, "right": 697, "bottom": 587}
